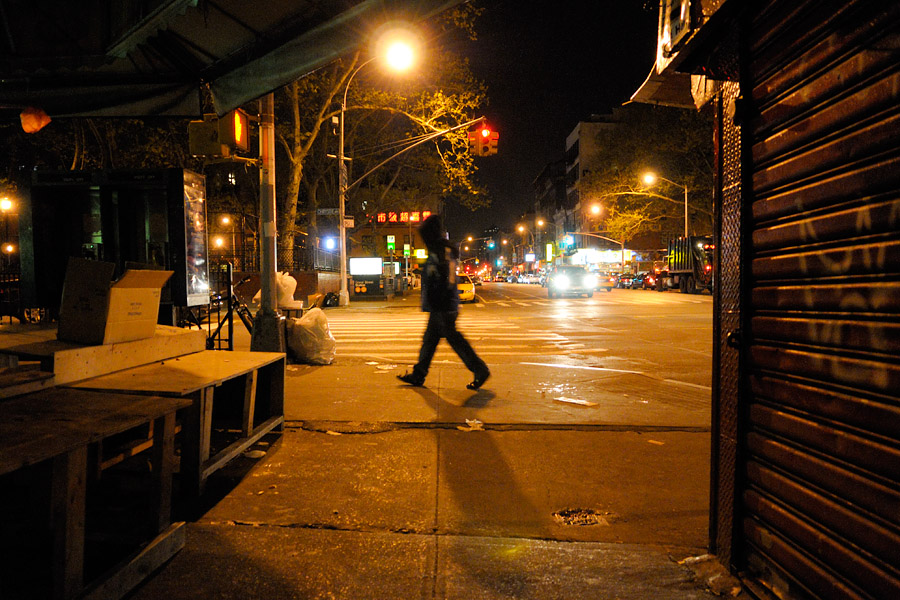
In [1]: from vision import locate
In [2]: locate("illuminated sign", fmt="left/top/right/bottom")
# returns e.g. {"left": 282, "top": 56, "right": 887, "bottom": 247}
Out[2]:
{"left": 525, "top": 253, "right": 536, "bottom": 262}
{"left": 375, "top": 210, "right": 432, "bottom": 224}
{"left": 349, "top": 257, "right": 383, "bottom": 276}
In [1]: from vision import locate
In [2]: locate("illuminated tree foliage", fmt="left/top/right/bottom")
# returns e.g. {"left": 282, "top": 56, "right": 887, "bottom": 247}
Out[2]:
{"left": 274, "top": 45, "right": 488, "bottom": 265}
{"left": 578, "top": 103, "right": 714, "bottom": 245}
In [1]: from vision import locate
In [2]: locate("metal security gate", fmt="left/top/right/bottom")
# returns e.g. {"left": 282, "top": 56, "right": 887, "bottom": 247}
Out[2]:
{"left": 738, "top": 1, "right": 900, "bottom": 598}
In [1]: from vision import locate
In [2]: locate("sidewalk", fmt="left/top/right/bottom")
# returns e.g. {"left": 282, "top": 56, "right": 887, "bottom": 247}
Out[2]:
{"left": 128, "top": 301, "right": 723, "bottom": 600}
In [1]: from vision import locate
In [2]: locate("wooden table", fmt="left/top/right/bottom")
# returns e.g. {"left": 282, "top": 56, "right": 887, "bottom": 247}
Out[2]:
{"left": 68, "top": 350, "right": 285, "bottom": 495}
{"left": 0, "top": 388, "right": 191, "bottom": 600}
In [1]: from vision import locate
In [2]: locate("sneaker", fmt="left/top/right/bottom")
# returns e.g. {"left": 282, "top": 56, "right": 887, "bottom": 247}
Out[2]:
{"left": 466, "top": 369, "right": 490, "bottom": 390}
{"left": 397, "top": 372, "right": 425, "bottom": 386}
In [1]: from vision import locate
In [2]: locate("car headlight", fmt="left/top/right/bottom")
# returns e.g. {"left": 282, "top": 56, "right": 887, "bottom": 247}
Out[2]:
{"left": 583, "top": 275, "right": 597, "bottom": 288}
{"left": 555, "top": 275, "right": 570, "bottom": 289}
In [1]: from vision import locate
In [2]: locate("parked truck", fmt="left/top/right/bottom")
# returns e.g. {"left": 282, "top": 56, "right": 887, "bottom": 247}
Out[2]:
{"left": 656, "top": 236, "right": 714, "bottom": 294}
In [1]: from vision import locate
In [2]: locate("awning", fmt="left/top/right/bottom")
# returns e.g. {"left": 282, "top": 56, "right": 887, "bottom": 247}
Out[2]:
{"left": 0, "top": 0, "right": 462, "bottom": 118}
{"left": 630, "top": 67, "right": 696, "bottom": 109}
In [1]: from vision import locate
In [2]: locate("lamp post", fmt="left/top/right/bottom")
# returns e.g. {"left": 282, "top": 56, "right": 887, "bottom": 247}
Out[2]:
{"left": 1, "top": 197, "right": 13, "bottom": 271}
{"left": 337, "top": 35, "right": 416, "bottom": 306}
{"left": 642, "top": 172, "right": 689, "bottom": 237}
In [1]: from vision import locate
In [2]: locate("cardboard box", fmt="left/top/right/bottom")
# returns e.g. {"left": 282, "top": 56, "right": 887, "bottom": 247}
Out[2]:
{"left": 58, "top": 258, "right": 174, "bottom": 345}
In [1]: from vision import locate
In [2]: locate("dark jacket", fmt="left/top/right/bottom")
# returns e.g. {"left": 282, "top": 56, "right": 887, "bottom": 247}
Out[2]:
{"left": 421, "top": 243, "right": 460, "bottom": 313}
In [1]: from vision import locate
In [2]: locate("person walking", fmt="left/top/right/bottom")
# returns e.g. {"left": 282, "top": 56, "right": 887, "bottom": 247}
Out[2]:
{"left": 397, "top": 214, "right": 490, "bottom": 390}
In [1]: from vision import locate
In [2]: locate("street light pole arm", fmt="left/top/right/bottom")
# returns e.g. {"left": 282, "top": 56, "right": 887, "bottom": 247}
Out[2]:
{"left": 649, "top": 174, "right": 687, "bottom": 193}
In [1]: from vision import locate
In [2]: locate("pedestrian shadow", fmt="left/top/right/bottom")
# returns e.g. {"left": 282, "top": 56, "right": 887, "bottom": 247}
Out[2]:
{"left": 408, "top": 385, "right": 549, "bottom": 598}
{"left": 463, "top": 388, "right": 495, "bottom": 408}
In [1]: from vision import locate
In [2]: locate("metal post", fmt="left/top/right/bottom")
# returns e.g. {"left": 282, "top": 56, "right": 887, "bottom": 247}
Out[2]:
{"left": 250, "top": 92, "right": 285, "bottom": 352}
{"left": 338, "top": 93, "right": 349, "bottom": 306}
{"left": 684, "top": 185, "right": 689, "bottom": 238}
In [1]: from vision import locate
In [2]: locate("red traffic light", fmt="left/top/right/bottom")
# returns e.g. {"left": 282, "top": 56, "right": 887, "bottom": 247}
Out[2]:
{"left": 480, "top": 127, "right": 491, "bottom": 138}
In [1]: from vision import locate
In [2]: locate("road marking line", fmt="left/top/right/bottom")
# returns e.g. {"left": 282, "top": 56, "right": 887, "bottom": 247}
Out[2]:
{"left": 520, "top": 362, "right": 712, "bottom": 390}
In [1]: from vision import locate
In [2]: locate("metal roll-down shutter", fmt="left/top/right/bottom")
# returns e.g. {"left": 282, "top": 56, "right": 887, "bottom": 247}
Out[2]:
{"left": 742, "top": 0, "right": 900, "bottom": 598}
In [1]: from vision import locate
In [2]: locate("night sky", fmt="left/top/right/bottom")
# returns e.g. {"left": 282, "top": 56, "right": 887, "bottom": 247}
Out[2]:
{"left": 443, "top": 0, "right": 658, "bottom": 238}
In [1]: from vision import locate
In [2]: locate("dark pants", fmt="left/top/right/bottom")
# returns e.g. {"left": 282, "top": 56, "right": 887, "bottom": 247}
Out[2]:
{"left": 413, "top": 311, "right": 487, "bottom": 379}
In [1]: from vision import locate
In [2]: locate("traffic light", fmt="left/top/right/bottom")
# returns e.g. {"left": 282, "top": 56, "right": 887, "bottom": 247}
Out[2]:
{"left": 219, "top": 109, "right": 250, "bottom": 152}
{"left": 468, "top": 124, "right": 499, "bottom": 156}
{"left": 189, "top": 109, "right": 250, "bottom": 157}
{"left": 467, "top": 130, "right": 479, "bottom": 154}
{"left": 483, "top": 127, "right": 499, "bottom": 155}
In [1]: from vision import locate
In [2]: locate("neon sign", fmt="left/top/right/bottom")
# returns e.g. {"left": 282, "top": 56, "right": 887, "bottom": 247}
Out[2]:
{"left": 374, "top": 210, "right": 432, "bottom": 224}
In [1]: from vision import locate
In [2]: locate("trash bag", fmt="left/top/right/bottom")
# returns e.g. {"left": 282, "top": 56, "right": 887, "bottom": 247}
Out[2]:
{"left": 278, "top": 272, "right": 297, "bottom": 305}
{"left": 285, "top": 308, "right": 336, "bottom": 365}
{"left": 323, "top": 291, "right": 340, "bottom": 307}
{"left": 252, "top": 271, "right": 297, "bottom": 305}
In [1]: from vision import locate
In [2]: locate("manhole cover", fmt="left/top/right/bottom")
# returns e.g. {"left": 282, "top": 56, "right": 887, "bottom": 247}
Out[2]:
{"left": 552, "top": 508, "right": 611, "bottom": 526}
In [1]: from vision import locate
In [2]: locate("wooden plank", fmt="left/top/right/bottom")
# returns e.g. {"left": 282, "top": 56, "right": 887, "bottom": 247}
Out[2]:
{"left": 150, "top": 412, "right": 176, "bottom": 534}
{"left": 199, "top": 386, "right": 214, "bottom": 463}
{"left": 242, "top": 369, "right": 258, "bottom": 437}
{"left": 52, "top": 327, "right": 207, "bottom": 385}
{"left": 0, "top": 368, "right": 55, "bottom": 399}
{"left": 80, "top": 522, "right": 185, "bottom": 600}
{"left": 50, "top": 446, "right": 86, "bottom": 600}
{"left": 202, "top": 415, "right": 284, "bottom": 479}
{"left": 0, "top": 324, "right": 206, "bottom": 385}
{"left": 67, "top": 350, "right": 285, "bottom": 395}
{"left": 0, "top": 389, "right": 191, "bottom": 474}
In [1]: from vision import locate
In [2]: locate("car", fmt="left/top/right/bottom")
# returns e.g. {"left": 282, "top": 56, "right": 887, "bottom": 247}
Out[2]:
{"left": 523, "top": 272, "right": 540, "bottom": 284}
{"left": 457, "top": 273, "right": 477, "bottom": 302}
{"left": 631, "top": 272, "right": 656, "bottom": 289}
{"left": 594, "top": 271, "right": 617, "bottom": 292}
{"left": 507, "top": 274, "right": 518, "bottom": 283}
{"left": 546, "top": 265, "right": 599, "bottom": 298}
{"left": 616, "top": 273, "right": 634, "bottom": 289}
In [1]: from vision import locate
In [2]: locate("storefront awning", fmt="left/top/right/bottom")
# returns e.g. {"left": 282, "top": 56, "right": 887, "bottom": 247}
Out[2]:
{"left": 0, "top": 0, "right": 461, "bottom": 118}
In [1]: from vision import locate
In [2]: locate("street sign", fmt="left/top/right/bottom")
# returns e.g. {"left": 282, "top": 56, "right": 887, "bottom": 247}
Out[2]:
{"left": 316, "top": 208, "right": 339, "bottom": 215}
{"left": 343, "top": 217, "right": 354, "bottom": 228}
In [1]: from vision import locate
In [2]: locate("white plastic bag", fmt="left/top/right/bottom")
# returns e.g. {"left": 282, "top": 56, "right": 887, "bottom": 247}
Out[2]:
{"left": 278, "top": 272, "right": 297, "bottom": 305}
{"left": 252, "top": 272, "right": 298, "bottom": 305}
{"left": 285, "top": 308, "right": 336, "bottom": 365}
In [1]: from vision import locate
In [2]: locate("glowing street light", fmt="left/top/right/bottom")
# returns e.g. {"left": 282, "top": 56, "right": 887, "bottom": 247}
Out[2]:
{"left": 337, "top": 26, "right": 419, "bottom": 305}
{"left": 642, "top": 171, "right": 689, "bottom": 237}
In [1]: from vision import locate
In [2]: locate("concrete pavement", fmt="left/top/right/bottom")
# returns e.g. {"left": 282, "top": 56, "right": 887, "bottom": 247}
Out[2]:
{"left": 128, "top": 297, "right": 727, "bottom": 599}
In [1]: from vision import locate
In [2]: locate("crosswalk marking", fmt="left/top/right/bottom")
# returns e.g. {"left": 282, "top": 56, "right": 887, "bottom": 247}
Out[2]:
{"left": 324, "top": 312, "right": 587, "bottom": 359}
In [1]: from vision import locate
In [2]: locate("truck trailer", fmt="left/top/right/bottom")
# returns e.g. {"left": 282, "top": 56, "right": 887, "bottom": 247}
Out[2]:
{"left": 656, "top": 236, "right": 714, "bottom": 294}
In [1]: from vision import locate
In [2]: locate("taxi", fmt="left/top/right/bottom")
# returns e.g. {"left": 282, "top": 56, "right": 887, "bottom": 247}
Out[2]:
{"left": 457, "top": 273, "right": 477, "bottom": 302}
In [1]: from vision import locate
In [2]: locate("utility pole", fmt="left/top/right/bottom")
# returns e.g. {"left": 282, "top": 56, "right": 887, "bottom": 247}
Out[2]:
{"left": 251, "top": 92, "right": 285, "bottom": 352}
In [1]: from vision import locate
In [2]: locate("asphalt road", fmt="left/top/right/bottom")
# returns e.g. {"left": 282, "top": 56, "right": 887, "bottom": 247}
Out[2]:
{"left": 325, "top": 281, "right": 712, "bottom": 427}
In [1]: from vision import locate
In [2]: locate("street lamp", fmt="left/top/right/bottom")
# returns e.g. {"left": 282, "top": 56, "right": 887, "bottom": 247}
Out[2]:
{"left": 1, "top": 197, "right": 13, "bottom": 271}
{"left": 337, "top": 29, "right": 418, "bottom": 306}
{"left": 642, "top": 172, "right": 689, "bottom": 237}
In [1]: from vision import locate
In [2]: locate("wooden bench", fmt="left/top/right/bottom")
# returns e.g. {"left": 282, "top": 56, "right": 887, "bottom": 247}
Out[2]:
{"left": 0, "top": 388, "right": 191, "bottom": 600}
{"left": 67, "top": 350, "right": 285, "bottom": 496}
